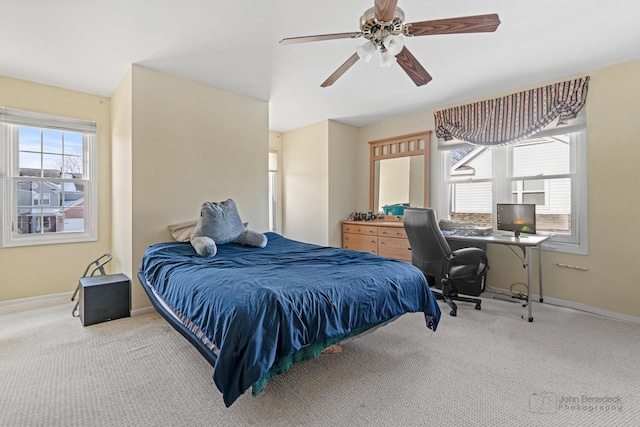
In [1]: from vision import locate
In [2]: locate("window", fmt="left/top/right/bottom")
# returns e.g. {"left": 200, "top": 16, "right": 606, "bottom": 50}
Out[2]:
{"left": 1, "top": 108, "right": 97, "bottom": 246}
{"left": 441, "top": 120, "right": 587, "bottom": 254}
{"left": 268, "top": 150, "right": 278, "bottom": 232}
{"left": 510, "top": 135, "right": 573, "bottom": 235}
{"left": 448, "top": 146, "right": 493, "bottom": 227}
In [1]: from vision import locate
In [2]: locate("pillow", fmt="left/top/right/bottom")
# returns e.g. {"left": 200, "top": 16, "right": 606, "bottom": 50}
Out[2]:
{"left": 190, "top": 199, "right": 267, "bottom": 257}
{"left": 168, "top": 220, "right": 249, "bottom": 242}
{"left": 167, "top": 220, "right": 198, "bottom": 242}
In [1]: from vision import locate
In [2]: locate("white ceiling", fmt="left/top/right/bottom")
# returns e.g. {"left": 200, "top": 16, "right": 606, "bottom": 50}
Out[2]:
{"left": 2, "top": 1, "right": 639, "bottom": 132}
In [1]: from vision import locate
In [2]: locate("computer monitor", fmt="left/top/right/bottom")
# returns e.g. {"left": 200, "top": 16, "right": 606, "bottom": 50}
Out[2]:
{"left": 496, "top": 203, "right": 536, "bottom": 238}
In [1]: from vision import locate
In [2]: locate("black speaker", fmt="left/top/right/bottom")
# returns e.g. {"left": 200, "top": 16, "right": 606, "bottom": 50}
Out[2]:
{"left": 78, "top": 273, "right": 131, "bottom": 326}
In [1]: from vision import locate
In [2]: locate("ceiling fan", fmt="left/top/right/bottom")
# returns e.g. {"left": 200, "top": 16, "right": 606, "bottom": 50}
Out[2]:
{"left": 280, "top": 0, "right": 500, "bottom": 87}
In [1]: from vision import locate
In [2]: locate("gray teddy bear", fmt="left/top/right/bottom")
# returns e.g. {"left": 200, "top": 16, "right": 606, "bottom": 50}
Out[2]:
{"left": 190, "top": 199, "right": 267, "bottom": 257}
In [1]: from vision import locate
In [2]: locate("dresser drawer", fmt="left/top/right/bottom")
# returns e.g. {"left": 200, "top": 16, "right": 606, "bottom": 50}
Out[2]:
{"left": 342, "top": 224, "right": 378, "bottom": 236}
{"left": 343, "top": 233, "right": 378, "bottom": 254}
{"left": 378, "top": 236, "right": 412, "bottom": 262}
{"left": 378, "top": 226, "right": 408, "bottom": 239}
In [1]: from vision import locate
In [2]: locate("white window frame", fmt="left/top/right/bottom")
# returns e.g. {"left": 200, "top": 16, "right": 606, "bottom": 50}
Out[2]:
{"left": 1, "top": 108, "right": 98, "bottom": 247}
{"left": 511, "top": 179, "right": 549, "bottom": 207}
{"left": 436, "top": 119, "right": 588, "bottom": 255}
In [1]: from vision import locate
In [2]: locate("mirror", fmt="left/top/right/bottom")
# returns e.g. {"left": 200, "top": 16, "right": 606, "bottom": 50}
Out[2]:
{"left": 369, "top": 131, "right": 431, "bottom": 214}
{"left": 373, "top": 155, "right": 425, "bottom": 213}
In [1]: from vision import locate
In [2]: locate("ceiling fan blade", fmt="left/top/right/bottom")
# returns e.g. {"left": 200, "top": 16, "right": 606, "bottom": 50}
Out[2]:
{"left": 406, "top": 13, "right": 501, "bottom": 37}
{"left": 280, "top": 32, "right": 361, "bottom": 45}
{"left": 395, "top": 46, "right": 432, "bottom": 86}
{"left": 374, "top": 0, "right": 399, "bottom": 23}
{"left": 321, "top": 53, "right": 360, "bottom": 88}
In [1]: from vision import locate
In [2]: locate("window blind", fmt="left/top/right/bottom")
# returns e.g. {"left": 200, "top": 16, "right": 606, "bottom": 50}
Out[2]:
{"left": 1, "top": 107, "right": 96, "bottom": 134}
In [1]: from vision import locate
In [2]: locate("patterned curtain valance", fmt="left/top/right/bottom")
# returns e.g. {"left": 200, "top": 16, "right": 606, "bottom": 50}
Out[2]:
{"left": 434, "top": 76, "right": 590, "bottom": 145}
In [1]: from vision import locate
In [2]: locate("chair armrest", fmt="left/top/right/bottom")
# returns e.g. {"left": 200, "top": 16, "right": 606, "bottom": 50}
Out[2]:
{"left": 451, "top": 247, "right": 486, "bottom": 263}
{"left": 448, "top": 247, "right": 488, "bottom": 279}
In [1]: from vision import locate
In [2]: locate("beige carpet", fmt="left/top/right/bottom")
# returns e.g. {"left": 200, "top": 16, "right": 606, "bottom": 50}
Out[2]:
{"left": 1, "top": 294, "right": 639, "bottom": 426}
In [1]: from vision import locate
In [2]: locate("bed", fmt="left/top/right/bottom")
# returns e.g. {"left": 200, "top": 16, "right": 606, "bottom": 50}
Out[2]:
{"left": 138, "top": 232, "right": 441, "bottom": 407}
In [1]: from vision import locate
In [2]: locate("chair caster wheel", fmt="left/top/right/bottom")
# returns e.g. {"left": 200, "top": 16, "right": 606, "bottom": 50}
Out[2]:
{"left": 475, "top": 303, "right": 481, "bottom": 310}
{"left": 449, "top": 309, "right": 457, "bottom": 317}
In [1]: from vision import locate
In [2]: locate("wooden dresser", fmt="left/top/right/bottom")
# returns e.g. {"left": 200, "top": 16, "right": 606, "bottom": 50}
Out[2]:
{"left": 342, "top": 220, "right": 411, "bottom": 262}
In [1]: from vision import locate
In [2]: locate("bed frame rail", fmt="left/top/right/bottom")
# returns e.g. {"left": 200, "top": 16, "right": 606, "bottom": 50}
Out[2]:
{"left": 137, "top": 272, "right": 217, "bottom": 368}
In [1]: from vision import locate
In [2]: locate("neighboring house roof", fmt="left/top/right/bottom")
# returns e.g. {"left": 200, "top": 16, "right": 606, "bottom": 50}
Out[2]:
{"left": 449, "top": 147, "right": 474, "bottom": 166}
{"left": 451, "top": 147, "right": 488, "bottom": 176}
{"left": 62, "top": 198, "right": 84, "bottom": 219}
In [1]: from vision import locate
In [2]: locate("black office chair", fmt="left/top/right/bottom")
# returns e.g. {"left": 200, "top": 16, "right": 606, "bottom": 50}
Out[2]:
{"left": 403, "top": 208, "right": 489, "bottom": 317}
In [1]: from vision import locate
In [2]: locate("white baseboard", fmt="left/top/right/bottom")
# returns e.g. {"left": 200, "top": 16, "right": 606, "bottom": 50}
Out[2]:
{"left": 530, "top": 293, "right": 640, "bottom": 325}
{"left": 131, "top": 306, "right": 155, "bottom": 316}
{"left": 485, "top": 287, "right": 640, "bottom": 324}
{"left": 0, "top": 291, "right": 73, "bottom": 315}
{"left": 0, "top": 291, "right": 155, "bottom": 317}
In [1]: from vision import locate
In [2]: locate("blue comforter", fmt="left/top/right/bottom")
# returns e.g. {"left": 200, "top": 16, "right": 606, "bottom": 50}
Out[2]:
{"left": 140, "top": 233, "right": 441, "bottom": 406}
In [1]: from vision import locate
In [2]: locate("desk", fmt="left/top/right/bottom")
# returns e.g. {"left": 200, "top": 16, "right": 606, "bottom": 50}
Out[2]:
{"left": 444, "top": 233, "right": 550, "bottom": 322}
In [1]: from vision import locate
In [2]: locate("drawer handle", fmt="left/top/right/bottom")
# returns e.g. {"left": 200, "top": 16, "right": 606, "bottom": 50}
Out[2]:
{"left": 369, "top": 230, "right": 375, "bottom": 233}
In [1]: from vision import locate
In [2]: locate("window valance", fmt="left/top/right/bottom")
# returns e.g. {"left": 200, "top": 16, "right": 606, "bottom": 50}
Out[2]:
{"left": 434, "top": 76, "right": 590, "bottom": 145}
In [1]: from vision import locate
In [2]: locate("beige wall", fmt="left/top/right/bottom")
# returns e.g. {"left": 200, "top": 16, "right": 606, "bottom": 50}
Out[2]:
{"left": 355, "top": 59, "right": 640, "bottom": 318}
{"left": 0, "top": 76, "right": 112, "bottom": 301}
{"left": 282, "top": 121, "right": 329, "bottom": 245}
{"left": 113, "top": 65, "right": 269, "bottom": 310}
{"left": 4, "top": 57, "right": 639, "bottom": 319}
{"left": 328, "top": 121, "right": 358, "bottom": 247}
{"left": 282, "top": 120, "right": 358, "bottom": 247}
{"left": 110, "top": 68, "right": 133, "bottom": 277}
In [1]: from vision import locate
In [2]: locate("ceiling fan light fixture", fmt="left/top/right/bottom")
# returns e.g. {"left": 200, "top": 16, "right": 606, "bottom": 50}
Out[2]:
{"left": 379, "top": 50, "right": 396, "bottom": 67}
{"left": 383, "top": 35, "right": 404, "bottom": 56}
{"left": 356, "top": 41, "right": 376, "bottom": 62}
